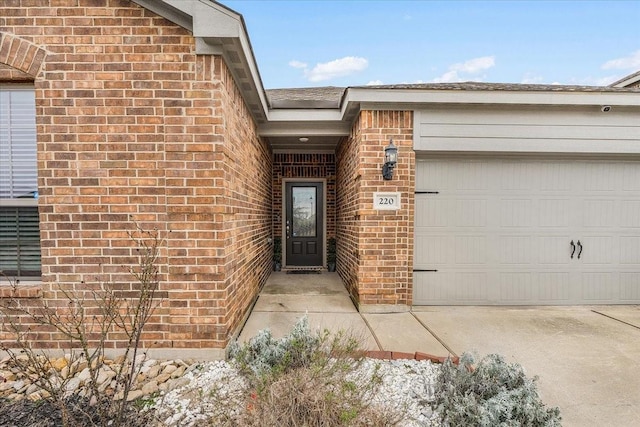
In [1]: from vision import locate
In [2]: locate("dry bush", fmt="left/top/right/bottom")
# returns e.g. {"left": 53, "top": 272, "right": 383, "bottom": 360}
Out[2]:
{"left": 228, "top": 317, "right": 402, "bottom": 427}
{"left": 0, "top": 223, "right": 164, "bottom": 427}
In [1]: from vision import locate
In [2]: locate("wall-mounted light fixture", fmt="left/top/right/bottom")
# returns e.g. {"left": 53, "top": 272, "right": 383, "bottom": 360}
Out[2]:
{"left": 382, "top": 139, "right": 398, "bottom": 180}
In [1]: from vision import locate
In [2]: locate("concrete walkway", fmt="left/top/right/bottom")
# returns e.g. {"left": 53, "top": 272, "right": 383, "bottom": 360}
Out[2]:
{"left": 238, "top": 272, "right": 640, "bottom": 427}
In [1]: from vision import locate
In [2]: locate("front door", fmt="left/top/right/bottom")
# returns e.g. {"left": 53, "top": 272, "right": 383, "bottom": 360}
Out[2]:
{"left": 285, "top": 182, "right": 324, "bottom": 266}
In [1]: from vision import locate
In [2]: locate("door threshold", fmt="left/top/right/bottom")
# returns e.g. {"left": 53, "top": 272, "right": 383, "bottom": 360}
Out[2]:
{"left": 283, "top": 266, "right": 324, "bottom": 272}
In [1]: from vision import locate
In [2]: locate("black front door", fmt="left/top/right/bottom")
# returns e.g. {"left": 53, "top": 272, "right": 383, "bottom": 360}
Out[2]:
{"left": 285, "top": 182, "right": 323, "bottom": 266}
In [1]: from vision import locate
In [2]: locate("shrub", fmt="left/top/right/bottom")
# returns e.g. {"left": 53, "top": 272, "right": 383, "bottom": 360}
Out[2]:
{"left": 0, "top": 223, "right": 164, "bottom": 427}
{"left": 435, "top": 353, "right": 562, "bottom": 427}
{"left": 228, "top": 316, "right": 400, "bottom": 426}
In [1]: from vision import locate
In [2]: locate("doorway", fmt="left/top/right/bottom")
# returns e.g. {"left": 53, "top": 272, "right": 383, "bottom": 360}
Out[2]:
{"left": 284, "top": 181, "right": 324, "bottom": 267}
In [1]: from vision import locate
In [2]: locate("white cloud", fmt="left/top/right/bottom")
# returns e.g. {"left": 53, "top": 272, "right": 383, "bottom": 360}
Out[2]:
{"left": 366, "top": 79, "right": 384, "bottom": 85}
{"left": 304, "top": 56, "right": 369, "bottom": 82}
{"left": 601, "top": 50, "right": 640, "bottom": 70}
{"left": 431, "top": 56, "right": 495, "bottom": 83}
{"left": 521, "top": 73, "right": 544, "bottom": 84}
{"left": 451, "top": 56, "right": 495, "bottom": 73}
{"left": 289, "top": 60, "right": 308, "bottom": 69}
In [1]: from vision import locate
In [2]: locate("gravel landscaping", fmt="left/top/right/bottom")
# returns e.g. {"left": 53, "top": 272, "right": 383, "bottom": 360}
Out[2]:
{"left": 1, "top": 355, "right": 442, "bottom": 426}
{"left": 153, "top": 358, "right": 441, "bottom": 426}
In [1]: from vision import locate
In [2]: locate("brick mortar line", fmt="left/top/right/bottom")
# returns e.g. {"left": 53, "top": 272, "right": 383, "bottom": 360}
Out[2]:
{"left": 410, "top": 311, "right": 458, "bottom": 358}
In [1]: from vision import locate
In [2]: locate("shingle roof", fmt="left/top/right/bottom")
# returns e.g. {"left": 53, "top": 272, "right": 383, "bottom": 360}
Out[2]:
{"left": 351, "top": 81, "right": 639, "bottom": 92}
{"left": 266, "top": 82, "right": 639, "bottom": 109}
{"left": 266, "top": 86, "right": 346, "bottom": 108}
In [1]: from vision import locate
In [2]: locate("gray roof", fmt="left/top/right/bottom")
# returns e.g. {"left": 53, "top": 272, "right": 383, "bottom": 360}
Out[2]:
{"left": 609, "top": 70, "right": 640, "bottom": 88}
{"left": 266, "top": 82, "right": 639, "bottom": 109}
{"left": 353, "top": 82, "right": 639, "bottom": 92}
{"left": 266, "top": 86, "right": 346, "bottom": 108}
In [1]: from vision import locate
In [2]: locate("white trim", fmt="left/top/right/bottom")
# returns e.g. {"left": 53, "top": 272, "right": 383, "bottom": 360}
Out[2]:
{"left": 281, "top": 179, "right": 327, "bottom": 268}
{"left": 0, "top": 199, "right": 38, "bottom": 207}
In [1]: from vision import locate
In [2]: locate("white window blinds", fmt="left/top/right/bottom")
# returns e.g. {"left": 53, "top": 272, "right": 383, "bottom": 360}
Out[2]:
{"left": 0, "top": 85, "right": 40, "bottom": 277}
{"left": 0, "top": 86, "right": 37, "bottom": 198}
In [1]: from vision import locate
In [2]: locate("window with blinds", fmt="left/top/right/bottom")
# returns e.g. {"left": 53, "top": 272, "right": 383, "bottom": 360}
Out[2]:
{"left": 0, "top": 85, "right": 40, "bottom": 278}
{"left": 0, "top": 206, "right": 41, "bottom": 277}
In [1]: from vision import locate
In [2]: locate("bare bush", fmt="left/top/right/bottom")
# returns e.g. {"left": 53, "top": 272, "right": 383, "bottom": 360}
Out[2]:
{"left": 0, "top": 223, "right": 164, "bottom": 427}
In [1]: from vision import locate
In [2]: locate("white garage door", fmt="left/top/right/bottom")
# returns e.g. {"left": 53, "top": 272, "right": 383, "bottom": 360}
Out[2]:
{"left": 414, "top": 156, "right": 640, "bottom": 305}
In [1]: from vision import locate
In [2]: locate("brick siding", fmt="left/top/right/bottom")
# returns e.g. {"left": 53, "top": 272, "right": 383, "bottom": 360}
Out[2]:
{"left": 336, "top": 111, "right": 414, "bottom": 308}
{"left": 272, "top": 153, "right": 336, "bottom": 244}
{"left": 0, "top": 0, "right": 272, "bottom": 352}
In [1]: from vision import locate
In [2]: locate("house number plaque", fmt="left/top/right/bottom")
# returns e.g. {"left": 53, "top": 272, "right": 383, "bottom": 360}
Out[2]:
{"left": 373, "top": 192, "right": 401, "bottom": 210}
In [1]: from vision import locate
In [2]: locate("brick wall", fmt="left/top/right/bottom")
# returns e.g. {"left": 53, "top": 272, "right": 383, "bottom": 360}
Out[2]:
{"left": 272, "top": 153, "right": 335, "bottom": 241}
{"left": 0, "top": 0, "right": 272, "bottom": 353}
{"left": 336, "top": 110, "right": 414, "bottom": 308}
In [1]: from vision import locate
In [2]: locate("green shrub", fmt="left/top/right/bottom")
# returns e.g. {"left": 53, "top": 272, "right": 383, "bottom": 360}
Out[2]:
{"left": 435, "top": 353, "right": 562, "bottom": 427}
{"left": 228, "top": 316, "right": 322, "bottom": 380}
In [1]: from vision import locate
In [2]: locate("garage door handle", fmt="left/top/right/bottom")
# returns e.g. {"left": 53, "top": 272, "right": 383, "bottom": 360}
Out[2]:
{"left": 577, "top": 240, "right": 583, "bottom": 259}
{"left": 570, "top": 240, "right": 576, "bottom": 259}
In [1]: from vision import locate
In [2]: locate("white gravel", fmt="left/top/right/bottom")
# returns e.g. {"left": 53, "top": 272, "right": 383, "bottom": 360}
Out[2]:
{"left": 151, "top": 358, "right": 441, "bottom": 426}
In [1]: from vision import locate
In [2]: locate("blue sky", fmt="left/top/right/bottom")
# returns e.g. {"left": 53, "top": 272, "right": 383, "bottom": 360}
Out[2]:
{"left": 222, "top": 0, "right": 640, "bottom": 89}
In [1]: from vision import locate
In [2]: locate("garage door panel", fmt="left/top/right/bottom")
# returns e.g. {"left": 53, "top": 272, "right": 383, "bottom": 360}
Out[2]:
{"left": 453, "top": 199, "right": 487, "bottom": 226}
{"left": 414, "top": 234, "right": 450, "bottom": 266}
{"left": 620, "top": 273, "right": 640, "bottom": 300}
{"left": 499, "top": 199, "right": 534, "bottom": 227}
{"left": 622, "top": 165, "right": 640, "bottom": 191}
{"left": 499, "top": 272, "right": 534, "bottom": 302}
{"left": 414, "top": 157, "right": 640, "bottom": 305}
{"left": 583, "top": 200, "right": 617, "bottom": 228}
{"left": 620, "top": 201, "right": 640, "bottom": 227}
{"left": 537, "top": 236, "right": 573, "bottom": 264}
{"left": 620, "top": 237, "right": 640, "bottom": 264}
{"left": 537, "top": 163, "right": 575, "bottom": 192}
{"left": 584, "top": 164, "right": 622, "bottom": 191}
{"left": 578, "top": 236, "right": 615, "bottom": 264}
{"left": 414, "top": 272, "right": 489, "bottom": 304}
{"left": 500, "top": 163, "right": 534, "bottom": 190}
{"left": 580, "top": 272, "right": 619, "bottom": 302}
{"left": 453, "top": 272, "right": 489, "bottom": 302}
{"left": 415, "top": 198, "right": 448, "bottom": 227}
{"left": 537, "top": 272, "right": 572, "bottom": 302}
{"left": 497, "top": 235, "right": 533, "bottom": 264}
{"left": 457, "top": 162, "right": 490, "bottom": 190}
{"left": 454, "top": 235, "right": 487, "bottom": 264}
{"left": 538, "top": 199, "right": 571, "bottom": 227}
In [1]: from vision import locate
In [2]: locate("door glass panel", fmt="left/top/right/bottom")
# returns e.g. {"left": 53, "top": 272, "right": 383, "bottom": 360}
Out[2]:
{"left": 292, "top": 186, "right": 316, "bottom": 237}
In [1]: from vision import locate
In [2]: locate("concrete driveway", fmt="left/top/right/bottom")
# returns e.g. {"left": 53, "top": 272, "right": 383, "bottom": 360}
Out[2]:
{"left": 412, "top": 306, "right": 640, "bottom": 427}
{"left": 239, "top": 273, "right": 640, "bottom": 426}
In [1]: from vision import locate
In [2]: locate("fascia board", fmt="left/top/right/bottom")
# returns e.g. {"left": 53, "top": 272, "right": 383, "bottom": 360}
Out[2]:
{"left": 340, "top": 88, "right": 640, "bottom": 119}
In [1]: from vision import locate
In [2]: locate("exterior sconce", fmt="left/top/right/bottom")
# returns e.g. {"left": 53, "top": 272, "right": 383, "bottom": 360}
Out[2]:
{"left": 382, "top": 139, "right": 398, "bottom": 180}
